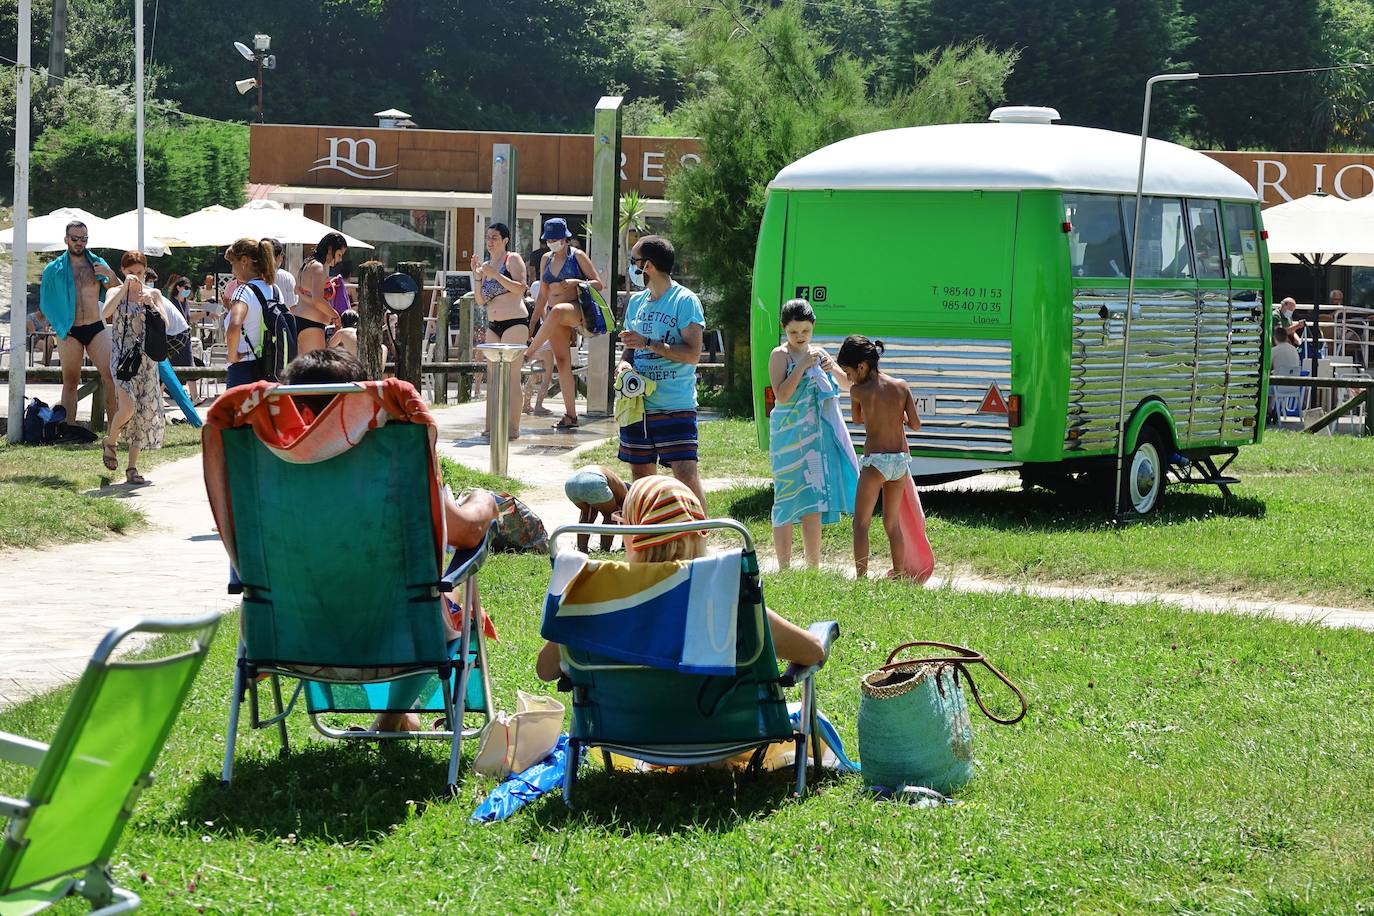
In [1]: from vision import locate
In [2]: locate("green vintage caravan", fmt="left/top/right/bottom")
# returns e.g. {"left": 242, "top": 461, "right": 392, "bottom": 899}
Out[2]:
{"left": 751, "top": 107, "right": 1271, "bottom": 514}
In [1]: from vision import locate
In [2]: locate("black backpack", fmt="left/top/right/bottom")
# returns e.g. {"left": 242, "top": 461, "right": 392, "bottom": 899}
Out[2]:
{"left": 246, "top": 283, "right": 298, "bottom": 382}
{"left": 142, "top": 303, "right": 169, "bottom": 362}
{"left": 21, "top": 397, "right": 66, "bottom": 445}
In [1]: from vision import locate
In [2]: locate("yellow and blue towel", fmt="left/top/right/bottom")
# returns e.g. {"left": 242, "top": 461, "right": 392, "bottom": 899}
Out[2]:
{"left": 540, "top": 549, "right": 742, "bottom": 675}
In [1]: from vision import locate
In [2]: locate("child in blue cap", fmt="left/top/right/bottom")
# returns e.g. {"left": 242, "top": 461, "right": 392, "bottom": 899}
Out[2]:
{"left": 564, "top": 465, "right": 628, "bottom": 552}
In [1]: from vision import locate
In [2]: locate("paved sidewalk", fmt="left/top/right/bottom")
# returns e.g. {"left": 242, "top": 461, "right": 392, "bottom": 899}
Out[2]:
{"left": 0, "top": 453, "right": 235, "bottom": 709}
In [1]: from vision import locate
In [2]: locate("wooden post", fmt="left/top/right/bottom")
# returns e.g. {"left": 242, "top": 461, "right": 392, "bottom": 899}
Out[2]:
{"left": 356, "top": 261, "right": 386, "bottom": 379}
{"left": 395, "top": 262, "right": 427, "bottom": 388}
{"left": 432, "top": 293, "right": 450, "bottom": 405}
{"left": 455, "top": 292, "right": 474, "bottom": 404}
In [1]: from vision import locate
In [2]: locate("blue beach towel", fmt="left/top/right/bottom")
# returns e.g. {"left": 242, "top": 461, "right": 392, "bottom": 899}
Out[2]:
{"left": 769, "top": 361, "right": 858, "bottom": 526}
{"left": 158, "top": 359, "right": 203, "bottom": 428}
{"left": 540, "top": 549, "right": 742, "bottom": 675}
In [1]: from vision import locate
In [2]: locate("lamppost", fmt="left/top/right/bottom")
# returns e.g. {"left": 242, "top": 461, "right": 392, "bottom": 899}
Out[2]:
{"left": 232, "top": 33, "right": 275, "bottom": 123}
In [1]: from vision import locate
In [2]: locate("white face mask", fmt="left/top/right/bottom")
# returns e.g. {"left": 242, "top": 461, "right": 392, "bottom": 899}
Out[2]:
{"left": 548, "top": 239, "right": 567, "bottom": 253}
{"left": 627, "top": 262, "right": 646, "bottom": 289}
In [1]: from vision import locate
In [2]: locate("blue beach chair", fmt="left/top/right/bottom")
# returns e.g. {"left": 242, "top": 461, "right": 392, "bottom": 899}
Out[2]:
{"left": 541, "top": 518, "right": 839, "bottom": 807}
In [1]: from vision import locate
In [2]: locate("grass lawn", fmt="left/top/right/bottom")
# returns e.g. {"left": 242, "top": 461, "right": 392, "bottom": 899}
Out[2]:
{"left": 575, "top": 418, "right": 772, "bottom": 480}
{"left": 0, "top": 423, "right": 202, "bottom": 549}
{"left": 2, "top": 554, "right": 1372, "bottom": 911}
{"left": 440, "top": 456, "right": 524, "bottom": 495}
{"left": 605, "top": 423, "right": 1374, "bottom": 609}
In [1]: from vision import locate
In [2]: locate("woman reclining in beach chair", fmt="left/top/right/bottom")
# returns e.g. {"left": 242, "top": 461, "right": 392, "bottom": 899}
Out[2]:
{"left": 205, "top": 349, "right": 499, "bottom": 795}
{"left": 537, "top": 476, "right": 839, "bottom": 804}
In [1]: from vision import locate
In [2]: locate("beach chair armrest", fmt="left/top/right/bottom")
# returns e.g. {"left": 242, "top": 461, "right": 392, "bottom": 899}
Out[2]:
{"left": 778, "top": 621, "right": 840, "bottom": 687}
{"left": 0, "top": 731, "right": 47, "bottom": 768}
{"left": 439, "top": 522, "right": 496, "bottom": 593}
{"left": 0, "top": 794, "right": 32, "bottom": 819}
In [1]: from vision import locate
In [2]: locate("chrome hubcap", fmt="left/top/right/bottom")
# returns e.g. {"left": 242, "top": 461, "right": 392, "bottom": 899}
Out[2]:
{"left": 1129, "top": 444, "right": 1160, "bottom": 512}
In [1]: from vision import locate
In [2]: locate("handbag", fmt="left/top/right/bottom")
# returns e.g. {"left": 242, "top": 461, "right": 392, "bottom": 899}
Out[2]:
{"left": 858, "top": 641, "right": 1027, "bottom": 794}
{"left": 473, "top": 690, "right": 565, "bottom": 778}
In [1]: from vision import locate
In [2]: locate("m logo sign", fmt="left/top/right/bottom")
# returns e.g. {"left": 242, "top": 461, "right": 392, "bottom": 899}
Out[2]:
{"left": 309, "top": 137, "right": 397, "bottom": 181}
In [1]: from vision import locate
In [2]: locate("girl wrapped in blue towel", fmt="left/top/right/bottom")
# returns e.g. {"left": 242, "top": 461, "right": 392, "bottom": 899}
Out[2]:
{"left": 767, "top": 299, "right": 858, "bottom": 569}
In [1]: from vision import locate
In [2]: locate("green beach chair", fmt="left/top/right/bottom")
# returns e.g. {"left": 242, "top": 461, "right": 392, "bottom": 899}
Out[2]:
{"left": 541, "top": 519, "right": 839, "bottom": 808}
{"left": 208, "top": 383, "right": 494, "bottom": 796}
{"left": 0, "top": 613, "right": 221, "bottom": 915}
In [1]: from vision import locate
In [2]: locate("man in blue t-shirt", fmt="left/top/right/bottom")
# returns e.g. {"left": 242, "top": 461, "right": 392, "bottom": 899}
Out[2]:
{"left": 617, "top": 235, "right": 707, "bottom": 508}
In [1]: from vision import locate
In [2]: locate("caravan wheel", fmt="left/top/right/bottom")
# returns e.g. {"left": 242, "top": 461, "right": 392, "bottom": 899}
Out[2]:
{"left": 1119, "top": 427, "right": 1165, "bottom": 515}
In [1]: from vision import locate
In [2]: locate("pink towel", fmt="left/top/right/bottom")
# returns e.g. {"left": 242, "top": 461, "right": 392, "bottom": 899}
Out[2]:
{"left": 897, "top": 476, "right": 935, "bottom": 583}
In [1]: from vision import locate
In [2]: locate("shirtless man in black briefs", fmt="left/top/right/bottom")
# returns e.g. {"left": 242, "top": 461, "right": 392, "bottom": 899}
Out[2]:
{"left": 44, "top": 222, "right": 117, "bottom": 423}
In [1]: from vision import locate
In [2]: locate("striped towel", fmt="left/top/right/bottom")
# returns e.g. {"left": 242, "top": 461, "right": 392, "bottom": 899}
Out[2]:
{"left": 541, "top": 549, "right": 742, "bottom": 675}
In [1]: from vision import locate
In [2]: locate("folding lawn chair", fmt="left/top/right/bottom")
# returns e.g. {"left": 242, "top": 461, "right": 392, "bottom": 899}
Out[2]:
{"left": 540, "top": 519, "right": 840, "bottom": 808}
{"left": 203, "top": 380, "right": 495, "bottom": 796}
{"left": 0, "top": 613, "right": 221, "bottom": 915}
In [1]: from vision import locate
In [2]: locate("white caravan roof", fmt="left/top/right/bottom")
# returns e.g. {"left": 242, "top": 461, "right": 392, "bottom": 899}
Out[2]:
{"left": 771, "top": 121, "right": 1258, "bottom": 201}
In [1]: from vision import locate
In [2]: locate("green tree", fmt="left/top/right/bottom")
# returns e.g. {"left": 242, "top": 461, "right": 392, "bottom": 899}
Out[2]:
{"left": 1184, "top": 0, "right": 1329, "bottom": 150}
{"left": 664, "top": 1, "right": 1014, "bottom": 412}
{"left": 30, "top": 119, "right": 247, "bottom": 216}
{"left": 153, "top": 0, "right": 685, "bottom": 132}
{"left": 909, "top": 0, "right": 1190, "bottom": 136}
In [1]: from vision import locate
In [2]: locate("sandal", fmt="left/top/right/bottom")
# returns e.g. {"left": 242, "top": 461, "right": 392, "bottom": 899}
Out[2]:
{"left": 125, "top": 467, "right": 148, "bottom": 485}
{"left": 101, "top": 440, "right": 117, "bottom": 471}
{"left": 553, "top": 414, "right": 579, "bottom": 430}
{"left": 531, "top": 406, "right": 554, "bottom": 417}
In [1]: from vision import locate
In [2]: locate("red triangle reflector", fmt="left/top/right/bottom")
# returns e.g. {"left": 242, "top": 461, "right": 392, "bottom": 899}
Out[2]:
{"left": 979, "top": 383, "right": 1008, "bottom": 414}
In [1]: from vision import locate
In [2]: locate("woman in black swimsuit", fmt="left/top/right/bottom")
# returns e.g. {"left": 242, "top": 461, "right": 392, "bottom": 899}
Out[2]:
{"left": 294, "top": 232, "right": 348, "bottom": 355}
{"left": 472, "top": 222, "right": 528, "bottom": 439}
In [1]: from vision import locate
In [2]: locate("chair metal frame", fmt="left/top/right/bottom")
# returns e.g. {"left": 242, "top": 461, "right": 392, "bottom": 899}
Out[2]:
{"left": 0, "top": 612, "right": 221, "bottom": 915}
{"left": 546, "top": 519, "right": 838, "bottom": 807}
{"left": 217, "top": 383, "right": 495, "bottom": 796}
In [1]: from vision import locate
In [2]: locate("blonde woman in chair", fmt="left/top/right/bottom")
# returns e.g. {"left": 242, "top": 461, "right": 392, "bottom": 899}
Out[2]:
{"left": 536, "top": 476, "right": 822, "bottom": 681}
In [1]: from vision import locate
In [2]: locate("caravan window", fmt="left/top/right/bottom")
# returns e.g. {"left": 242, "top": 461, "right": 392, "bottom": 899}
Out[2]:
{"left": 1186, "top": 200, "right": 1226, "bottom": 280}
{"left": 1221, "top": 203, "right": 1263, "bottom": 278}
{"left": 1065, "top": 193, "right": 1128, "bottom": 278}
{"left": 1123, "top": 197, "right": 1192, "bottom": 279}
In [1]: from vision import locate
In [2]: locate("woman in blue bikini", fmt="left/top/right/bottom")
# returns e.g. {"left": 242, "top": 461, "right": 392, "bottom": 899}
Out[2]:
{"left": 523, "top": 217, "right": 604, "bottom": 429}
{"left": 472, "top": 222, "right": 528, "bottom": 439}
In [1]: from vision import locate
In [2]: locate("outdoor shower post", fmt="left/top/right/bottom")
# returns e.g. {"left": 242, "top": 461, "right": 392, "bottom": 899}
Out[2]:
{"left": 477, "top": 344, "right": 525, "bottom": 476}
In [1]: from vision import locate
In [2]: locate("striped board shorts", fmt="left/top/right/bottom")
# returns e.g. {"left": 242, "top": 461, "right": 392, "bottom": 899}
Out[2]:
{"left": 619, "top": 409, "right": 699, "bottom": 466}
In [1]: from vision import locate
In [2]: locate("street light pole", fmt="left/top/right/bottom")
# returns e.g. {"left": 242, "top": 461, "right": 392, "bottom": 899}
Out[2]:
{"left": 7, "top": 0, "right": 31, "bottom": 443}
{"left": 256, "top": 54, "right": 264, "bottom": 123}
{"left": 1113, "top": 72, "right": 1198, "bottom": 519}
{"left": 135, "top": 0, "right": 145, "bottom": 252}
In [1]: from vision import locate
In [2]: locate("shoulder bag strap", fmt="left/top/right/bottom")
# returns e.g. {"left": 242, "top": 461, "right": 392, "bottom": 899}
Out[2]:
{"left": 880, "top": 641, "right": 1028, "bottom": 725}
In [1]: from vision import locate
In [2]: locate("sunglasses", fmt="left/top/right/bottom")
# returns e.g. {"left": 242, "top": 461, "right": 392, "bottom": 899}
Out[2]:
{"left": 68, "top": 236, "right": 88, "bottom": 242}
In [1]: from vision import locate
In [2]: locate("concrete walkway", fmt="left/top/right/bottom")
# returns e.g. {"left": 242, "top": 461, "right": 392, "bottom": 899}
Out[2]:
{"left": 3, "top": 394, "right": 1369, "bottom": 710}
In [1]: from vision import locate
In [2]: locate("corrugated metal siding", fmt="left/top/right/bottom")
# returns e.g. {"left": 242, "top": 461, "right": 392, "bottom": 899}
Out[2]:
{"left": 812, "top": 335, "right": 1013, "bottom": 454}
{"left": 1066, "top": 288, "right": 1262, "bottom": 450}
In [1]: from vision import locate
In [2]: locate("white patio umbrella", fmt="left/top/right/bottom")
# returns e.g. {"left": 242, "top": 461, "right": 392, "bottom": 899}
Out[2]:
{"left": 0, "top": 206, "right": 170, "bottom": 255}
{"left": 340, "top": 212, "right": 442, "bottom": 248}
{"left": 1260, "top": 192, "right": 1374, "bottom": 374}
{"left": 171, "top": 199, "right": 371, "bottom": 249}
{"left": 0, "top": 206, "right": 145, "bottom": 253}
{"left": 104, "top": 207, "right": 192, "bottom": 250}
{"left": 1263, "top": 192, "right": 1374, "bottom": 268}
